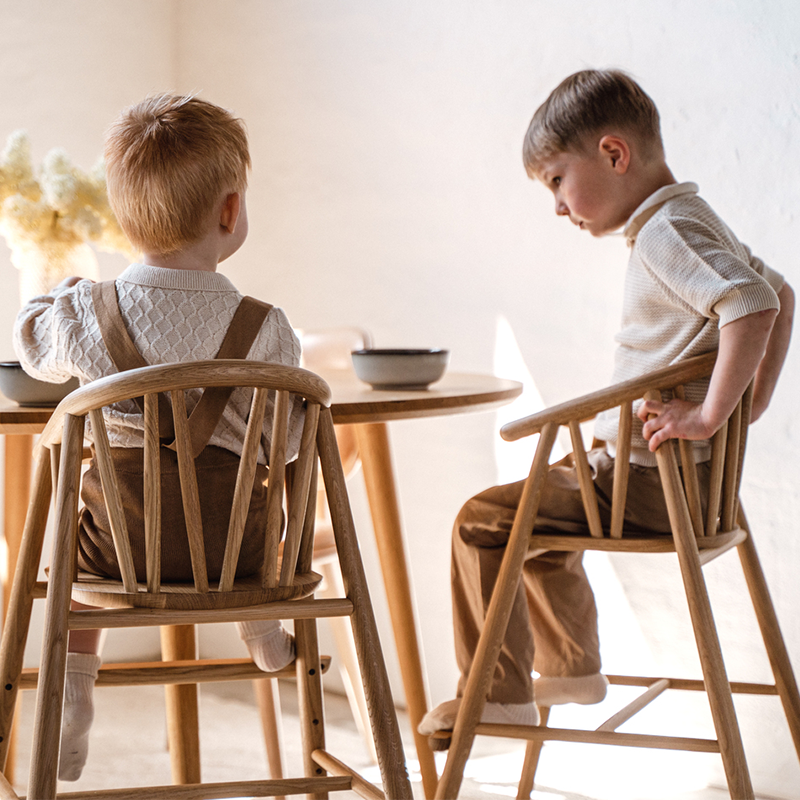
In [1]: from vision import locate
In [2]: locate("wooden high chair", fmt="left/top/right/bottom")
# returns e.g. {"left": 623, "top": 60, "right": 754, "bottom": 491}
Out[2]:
{"left": 430, "top": 351, "right": 800, "bottom": 800}
{"left": 0, "top": 360, "right": 412, "bottom": 800}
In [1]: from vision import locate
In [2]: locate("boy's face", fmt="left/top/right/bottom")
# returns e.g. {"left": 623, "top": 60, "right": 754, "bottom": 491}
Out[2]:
{"left": 534, "top": 143, "right": 633, "bottom": 237}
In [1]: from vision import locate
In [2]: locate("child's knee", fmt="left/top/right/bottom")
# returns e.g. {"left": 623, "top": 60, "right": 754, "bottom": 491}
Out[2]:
{"left": 454, "top": 496, "right": 515, "bottom": 549}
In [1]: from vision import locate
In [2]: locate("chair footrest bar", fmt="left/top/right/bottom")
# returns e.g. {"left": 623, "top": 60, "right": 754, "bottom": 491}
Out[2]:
{"left": 597, "top": 678, "right": 670, "bottom": 732}
{"left": 46, "top": 776, "right": 353, "bottom": 800}
{"left": 18, "top": 656, "right": 332, "bottom": 690}
{"left": 473, "top": 722, "right": 721, "bottom": 753}
{"left": 312, "top": 749, "right": 385, "bottom": 800}
{"left": 605, "top": 674, "right": 779, "bottom": 695}
{"left": 67, "top": 597, "right": 354, "bottom": 629}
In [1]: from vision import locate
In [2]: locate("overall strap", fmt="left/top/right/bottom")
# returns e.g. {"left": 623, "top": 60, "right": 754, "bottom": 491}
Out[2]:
{"left": 91, "top": 281, "right": 272, "bottom": 457}
{"left": 92, "top": 280, "right": 174, "bottom": 439}
{"left": 184, "top": 295, "right": 273, "bottom": 455}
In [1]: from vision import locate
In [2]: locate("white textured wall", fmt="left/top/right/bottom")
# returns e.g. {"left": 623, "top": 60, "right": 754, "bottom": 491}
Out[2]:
{"left": 1, "top": 1, "right": 799, "bottom": 796}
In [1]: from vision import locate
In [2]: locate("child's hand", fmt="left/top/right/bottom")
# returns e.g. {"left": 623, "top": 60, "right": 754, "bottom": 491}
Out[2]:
{"left": 637, "top": 397, "right": 718, "bottom": 452}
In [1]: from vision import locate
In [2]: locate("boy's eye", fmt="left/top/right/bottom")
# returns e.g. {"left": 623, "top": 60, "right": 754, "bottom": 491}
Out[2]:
{"left": 552, "top": 177, "right": 561, "bottom": 187}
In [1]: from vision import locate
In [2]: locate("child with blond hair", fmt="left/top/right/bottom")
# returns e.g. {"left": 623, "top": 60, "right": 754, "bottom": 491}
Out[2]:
{"left": 15, "top": 94, "right": 304, "bottom": 779}
{"left": 420, "top": 68, "right": 793, "bottom": 738}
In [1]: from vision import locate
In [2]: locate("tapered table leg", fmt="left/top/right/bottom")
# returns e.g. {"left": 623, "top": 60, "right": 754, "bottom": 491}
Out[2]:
{"left": 160, "top": 624, "right": 201, "bottom": 784}
{"left": 354, "top": 422, "right": 438, "bottom": 798}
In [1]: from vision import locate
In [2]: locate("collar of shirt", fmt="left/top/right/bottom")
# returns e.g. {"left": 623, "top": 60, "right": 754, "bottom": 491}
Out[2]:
{"left": 623, "top": 182, "right": 699, "bottom": 246}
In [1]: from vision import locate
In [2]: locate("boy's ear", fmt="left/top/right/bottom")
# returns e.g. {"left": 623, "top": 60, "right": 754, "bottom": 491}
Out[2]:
{"left": 598, "top": 135, "right": 631, "bottom": 174}
{"left": 219, "top": 192, "right": 241, "bottom": 233}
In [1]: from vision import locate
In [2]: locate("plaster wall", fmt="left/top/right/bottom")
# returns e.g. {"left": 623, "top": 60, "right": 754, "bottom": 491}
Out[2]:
{"left": 1, "top": 1, "right": 799, "bottom": 795}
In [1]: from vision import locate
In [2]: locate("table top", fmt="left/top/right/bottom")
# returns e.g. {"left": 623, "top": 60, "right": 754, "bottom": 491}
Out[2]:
{"left": 0, "top": 370, "right": 522, "bottom": 433}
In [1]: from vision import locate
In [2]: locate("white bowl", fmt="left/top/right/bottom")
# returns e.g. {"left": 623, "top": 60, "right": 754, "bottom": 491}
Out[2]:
{"left": 351, "top": 349, "right": 449, "bottom": 390}
{"left": 0, "top": 361, "right": 79, "bottom": 407}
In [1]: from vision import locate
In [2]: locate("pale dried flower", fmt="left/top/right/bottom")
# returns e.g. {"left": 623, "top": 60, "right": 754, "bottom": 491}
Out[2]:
{"left": 0, "top": 130, "right": 137, "bottom": 264}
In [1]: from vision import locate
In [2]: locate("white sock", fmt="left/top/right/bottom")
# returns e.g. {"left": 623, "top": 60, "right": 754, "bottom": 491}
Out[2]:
{"left": 417, "top": 697, "right": 539, "bottom": 736}
{"left": 534, "top": 673, "right": 608, "bottom": 707}
{"left": 236, "top": 620, "right": 295, "bottom": 672}
{"left": 59, "top": 652, "right": 102, "bottom": 782}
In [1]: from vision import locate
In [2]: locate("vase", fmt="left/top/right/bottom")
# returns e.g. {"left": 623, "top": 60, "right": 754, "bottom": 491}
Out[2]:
{"left": 14, "top": 241, "right": 100, "bottom": 306}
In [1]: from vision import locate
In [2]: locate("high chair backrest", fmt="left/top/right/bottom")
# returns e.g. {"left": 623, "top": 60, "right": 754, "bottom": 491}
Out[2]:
{"left": 500, "top": 351, "right": 749, "bottom": 543}
{"left": 37, "top": 360, "right": 331, "bottom": 603}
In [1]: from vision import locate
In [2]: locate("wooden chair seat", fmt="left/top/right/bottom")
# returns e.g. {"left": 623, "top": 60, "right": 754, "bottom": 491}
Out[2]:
{"left": 525, "top": 526, "right": 747, "bottom": 556}
{"left": 71, "top": 568, "right": 323, "bottom": 610}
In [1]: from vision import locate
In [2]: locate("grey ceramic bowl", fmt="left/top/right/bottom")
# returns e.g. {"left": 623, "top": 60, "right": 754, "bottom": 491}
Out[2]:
{"left": 0, "top": 361, "right": 79, "bottom": 407}
{"left": 351, "top": 349, "right": 449, "bottom": 390}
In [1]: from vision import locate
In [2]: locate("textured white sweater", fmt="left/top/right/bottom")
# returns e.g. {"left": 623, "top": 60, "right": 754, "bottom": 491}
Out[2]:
{"left": 594, "top": 183, "right": 783, "bottom": 466}
{"left": 14, "top": 264, "right": 304, "bottom": 462}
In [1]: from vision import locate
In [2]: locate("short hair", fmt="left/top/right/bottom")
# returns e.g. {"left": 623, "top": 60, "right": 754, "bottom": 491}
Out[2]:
{"left": 522, "top": 69, "right": 663, "bottom": 177}
{"left": 104, "top": 93, "right": 251, "bottom": 254}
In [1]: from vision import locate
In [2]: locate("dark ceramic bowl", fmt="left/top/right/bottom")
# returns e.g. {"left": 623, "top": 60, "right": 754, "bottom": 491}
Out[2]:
{"left": 0, "top": 361, "right": 79, "bottom": 407}
{"left": 351, "top": 349, "right": 449, "bottom": 390}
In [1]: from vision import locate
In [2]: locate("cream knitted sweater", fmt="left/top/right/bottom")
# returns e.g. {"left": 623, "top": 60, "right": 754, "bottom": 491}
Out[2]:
{"left": 594, "top": 183, "right": 783, "bottom": 466}
{"left": 13, "top": 264, "right": 304, "bottom": 462}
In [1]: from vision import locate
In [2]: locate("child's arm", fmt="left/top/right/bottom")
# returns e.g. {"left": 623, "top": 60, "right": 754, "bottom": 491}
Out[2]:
{"left": 751, "top": 281, "right": 794, "bottom": 420}
{"left": 638, "top": 282, "right": 793, "bottom": 451}
{"left": 14, "top": 276, "right": 88, "bottom": 380}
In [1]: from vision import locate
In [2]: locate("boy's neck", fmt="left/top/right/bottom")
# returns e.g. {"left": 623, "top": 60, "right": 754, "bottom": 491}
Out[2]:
{"left": 629, "top": 159, "right": 678, "bottom": 211}
{"left": 142, "top": 253, "right": 219, "bottom": 272}
{"left": 142, "top": 237, "right": 223, "bottom": 273}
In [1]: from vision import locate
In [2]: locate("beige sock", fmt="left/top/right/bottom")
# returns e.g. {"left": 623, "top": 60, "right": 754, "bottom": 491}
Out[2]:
{"left": 59, "top": 652, "right": 102, "bottom": 782}
{"left": 534, "top": 673, "right": 608, "bottom": 707}
{"left": 236, "top": 620, "right": 295, "bottom": 672}
{"left": 418, "top": 696, "right": 540, "bottom": 736}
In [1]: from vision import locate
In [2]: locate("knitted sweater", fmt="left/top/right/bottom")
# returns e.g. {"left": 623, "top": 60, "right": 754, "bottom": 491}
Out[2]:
{"left": 13, "top": 263, "right": 304, "bottom": 462}
{"left": 594, "top": 183, "right": 783, "bottom": 466}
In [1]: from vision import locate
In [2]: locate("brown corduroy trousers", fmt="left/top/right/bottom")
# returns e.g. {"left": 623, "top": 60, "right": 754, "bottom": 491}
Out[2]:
{"left": 452, "top": 447, "right": 710, "bottom": 704}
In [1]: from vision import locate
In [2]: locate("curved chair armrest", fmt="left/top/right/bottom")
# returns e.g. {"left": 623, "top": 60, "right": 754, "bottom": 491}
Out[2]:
{"left": 500, "top": 351, "right": 717, "bottom": 442}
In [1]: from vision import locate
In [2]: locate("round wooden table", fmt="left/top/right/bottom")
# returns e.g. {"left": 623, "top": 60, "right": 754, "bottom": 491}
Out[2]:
{"left": 0, "top": 369, "right": 522, "bottom": 796}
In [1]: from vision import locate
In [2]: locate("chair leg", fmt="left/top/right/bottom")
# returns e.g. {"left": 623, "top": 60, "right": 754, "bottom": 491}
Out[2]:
{"left": 29, "top": 416, "right": 84, "bottom": 800}
{"left": 737, "top": 511, "right": 800, "bottom": 758}
{"left": 318, "top": 560, "right": 378, "bottom": 764}
{"left": 295, "top": 617, "right": 325, "bottom": 792}
{"left": 160, "top": 625, "right": 201, "bottom": 784}
{"left": 253, "top": 677, "right": 285, "bottom": 780}
{"left": 1, "top": 433, "right": 35, "bottom": 786}
{"left": 658, "top": 452, "right": 753, "bottom": 800}
{"left": 316, "top": 411, "right": 413, "bottom": 800}
{"left": 437, "top": 423, "right": 558, "bottom": 800}
{"left": 516, "top": 706, "right": 550, "bottom": 800}
{"left": 0, "top": 454, "right": 52, "bottom": 773}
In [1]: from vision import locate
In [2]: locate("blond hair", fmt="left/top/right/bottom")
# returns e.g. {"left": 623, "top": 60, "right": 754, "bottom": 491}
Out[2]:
{"left": 104, "top": 94, "right": 251, "bottom": 254}
{"left": 523, "top": 69, "right": 663, "bottom": 177}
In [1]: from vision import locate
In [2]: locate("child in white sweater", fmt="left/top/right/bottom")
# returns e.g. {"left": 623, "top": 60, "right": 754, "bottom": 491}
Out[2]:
{"left": 420, "top": 68, "right": 793, "bottom": 740}
{"left": 14, "top": 94, "right": 304, "bottom": 780}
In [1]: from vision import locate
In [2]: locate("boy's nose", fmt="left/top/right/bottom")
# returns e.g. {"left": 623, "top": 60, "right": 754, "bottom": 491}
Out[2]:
{"left": 555, "top": 200, "right": 569, "bottom": 216}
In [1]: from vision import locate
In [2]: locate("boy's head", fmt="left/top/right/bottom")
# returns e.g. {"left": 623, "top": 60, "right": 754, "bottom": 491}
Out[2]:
{"left": 523, "top": 70, "right": 674, "bottom": 237}
{"left": 104, "top": 94, "right": 251, "bottom": 255}
{"left": 522, "top": 69, "right": 663, "bottom": 179}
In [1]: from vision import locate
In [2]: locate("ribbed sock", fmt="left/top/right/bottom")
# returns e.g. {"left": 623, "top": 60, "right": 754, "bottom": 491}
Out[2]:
{"left": 58, "top": 652, "right": 102, "bottom": 782}
{"left": 236, "top": 620, "right": 295, "bottom": 672}
{"left": 534, "top": 673, "right": 608, "bottom": 706}
{"left": 418, "top": 696, "right": 539, "bottom": 736}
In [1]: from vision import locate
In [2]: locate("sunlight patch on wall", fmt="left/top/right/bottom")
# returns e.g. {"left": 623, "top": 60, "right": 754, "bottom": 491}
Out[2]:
{"left": 492, "top": 314, "right": 564, "bottom": 486}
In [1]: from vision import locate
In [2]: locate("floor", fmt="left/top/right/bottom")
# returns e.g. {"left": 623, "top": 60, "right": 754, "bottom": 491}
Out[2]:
{"left": 7, "top": 678, "right": 772, "bottom": 800}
